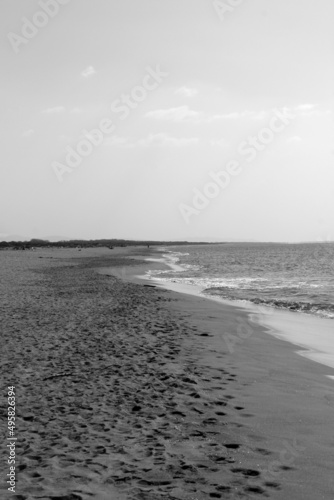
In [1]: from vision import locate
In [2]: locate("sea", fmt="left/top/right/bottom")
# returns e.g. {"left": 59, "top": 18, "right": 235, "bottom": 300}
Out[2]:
{"left": 146, "top": 242, "right": 334, "bottom": 320}
{"left": 143, "top": 242, "right": 334, "bottom": 371}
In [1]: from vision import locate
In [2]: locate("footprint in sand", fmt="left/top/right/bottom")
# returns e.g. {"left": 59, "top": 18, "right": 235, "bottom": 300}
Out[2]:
{"left": 231, "top": 467, "right": 261, "bottom": 477}
{"left": 224, "top": 443, "right": 240, "bottom": 450}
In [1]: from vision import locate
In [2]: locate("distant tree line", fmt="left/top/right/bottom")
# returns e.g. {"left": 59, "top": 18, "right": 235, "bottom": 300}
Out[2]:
{"left": 0, "top": 238, "right": 212, "bottom": 250}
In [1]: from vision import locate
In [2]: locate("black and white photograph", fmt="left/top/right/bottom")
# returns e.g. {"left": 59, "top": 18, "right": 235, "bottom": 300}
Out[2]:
{"left": 1, "top": 1, "right": 334, "bottom": 499}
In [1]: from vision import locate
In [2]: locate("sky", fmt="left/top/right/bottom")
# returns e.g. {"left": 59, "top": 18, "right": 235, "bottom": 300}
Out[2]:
{"left": 1, "top": 0, "right": 333, "bottom": 242}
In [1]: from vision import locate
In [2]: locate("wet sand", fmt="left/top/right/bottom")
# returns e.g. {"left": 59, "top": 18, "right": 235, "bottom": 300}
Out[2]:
{"left": 1, "top": 247, "right": 334, "bottom": 499}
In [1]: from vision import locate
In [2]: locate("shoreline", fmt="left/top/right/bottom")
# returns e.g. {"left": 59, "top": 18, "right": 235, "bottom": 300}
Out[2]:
{"left": 109, "top": 247, "right": 334, "bottom": 499}
{"left": 132, "top": 247, "right": 334, "bottom": 375}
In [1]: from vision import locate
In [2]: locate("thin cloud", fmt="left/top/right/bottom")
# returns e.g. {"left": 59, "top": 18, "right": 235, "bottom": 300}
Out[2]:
{"left": 209, "top": 110, "right": 267, "bottom": 121}
{"left": 137, "top": 133, "right": 198, "bottom": 147}
{"left": 104, "top": 136, "right": 133, "bottom": 147}
{"left": 146, "top": 106, "right": 269, "bottom": 124}
{"left": 295, "top": 104, "right": 316, "bottom": 111}
{"left": 70, "top": 105, "right": 105, "bottom": 114}
{"left": 22, "top": 129, "right": 34, "bottom": 137}
{"left": 175, "top": 86, "right": 198, "bottom": 97}
{"left": 42, "top": 106, "right": 65, "bottom": 114}
{"left": 105, "top": 133, "right": 198, "bottom": 148}
{"left": 70, "top": 107, "right": 85, "bottom": 114}
{"left": 294, "top": 104, "right": 331, "bottom": 117}
{"left": 81, "top": 66, "right": 96, "bottom": 78}
{"left": 210, "top": 138, "right": 228, "bottom": 147}
{"left": 287, "top": 136, "right": 302, "bottom": 143}
{"left": 146, "top": 105, "right": 199, "bottom": 122}
{"left": 146, "top": 105, "right": 331, "bottom": 125}
{"left": 207, "top": 105, "right": 330, "bottom": 122}
{"left": 59, "top": 134, "right": 73, "bottom": 142}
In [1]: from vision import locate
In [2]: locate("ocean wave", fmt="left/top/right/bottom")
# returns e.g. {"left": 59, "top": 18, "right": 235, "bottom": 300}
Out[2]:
{"left": 203, "top": 288, "right": 334, "bottom": 319}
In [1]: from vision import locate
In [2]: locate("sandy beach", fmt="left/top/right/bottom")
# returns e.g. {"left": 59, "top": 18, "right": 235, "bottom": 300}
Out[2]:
{"left": 1, "top": 247, "right": 334, "bottom": 500}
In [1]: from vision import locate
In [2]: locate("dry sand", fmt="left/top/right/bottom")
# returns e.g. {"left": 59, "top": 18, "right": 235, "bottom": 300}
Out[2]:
{"left": 1, "top": 247, "right": 334, "bottom": 500}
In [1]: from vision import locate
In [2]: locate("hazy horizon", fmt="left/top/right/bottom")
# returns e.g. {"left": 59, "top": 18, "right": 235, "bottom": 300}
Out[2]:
{"left": 1, "top": 234, "right": 333, "bottom": 245}
{"left": 1, "top": 0, "right": 333, "bottom": 242}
